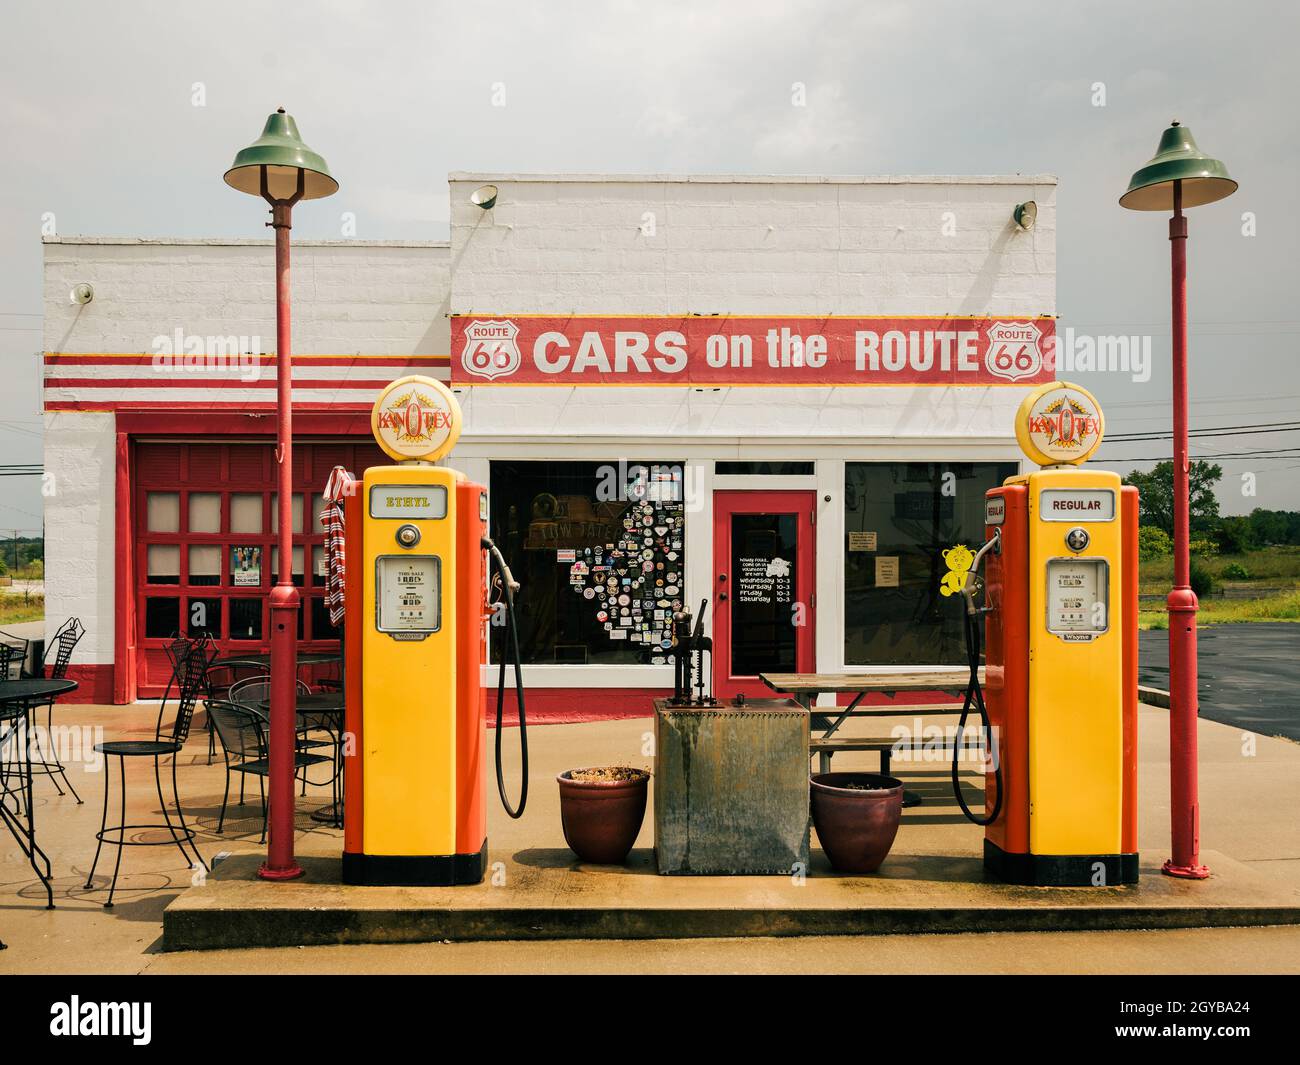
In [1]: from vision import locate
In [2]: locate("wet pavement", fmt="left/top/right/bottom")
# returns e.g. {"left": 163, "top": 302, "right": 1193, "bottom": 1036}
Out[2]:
{"left": 1139, "top": 622, "right": 1300, "bottom": 741}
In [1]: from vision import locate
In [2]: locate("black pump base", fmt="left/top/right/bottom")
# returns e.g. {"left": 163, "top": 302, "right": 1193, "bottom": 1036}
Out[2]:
{"left": 985, "top": 839, "right": 1139, "bottom": 886}
{"left": 342, "top": 840, "right": 487, "bottom": 886}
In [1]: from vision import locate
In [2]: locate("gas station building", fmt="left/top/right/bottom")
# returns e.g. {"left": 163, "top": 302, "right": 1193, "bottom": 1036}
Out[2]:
{"left": 41, "top": 172, "right": 1056, "bottom": 711}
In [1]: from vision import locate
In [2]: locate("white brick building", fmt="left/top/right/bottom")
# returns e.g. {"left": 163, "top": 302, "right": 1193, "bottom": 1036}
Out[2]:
{"left": 41, "top": 173, "right": 1055, "bottom": 709}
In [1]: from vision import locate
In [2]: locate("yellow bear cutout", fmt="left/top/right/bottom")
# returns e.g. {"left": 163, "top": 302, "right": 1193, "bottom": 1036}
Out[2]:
{"left": 939, "top": 544, "right": 975, "bottom": 597}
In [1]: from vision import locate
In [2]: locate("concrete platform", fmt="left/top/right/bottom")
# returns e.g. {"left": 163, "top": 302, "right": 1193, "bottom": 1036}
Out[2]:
{"left": 13, "top": 701, "right": 1300, "bottom": 968}
{"left": 162, "top": 846, "right": 1300, "bottom": 951}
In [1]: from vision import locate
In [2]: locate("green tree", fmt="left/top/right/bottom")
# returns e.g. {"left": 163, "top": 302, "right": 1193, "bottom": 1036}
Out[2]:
{"left": 1215, "top": 515, "right": 1255, "bottom": 555}
{"left": 1122, "top": 461, "right": 1222, "bottom": 537}
{"left": 1248, "top": 508, "right": 1293, "bottom": 546}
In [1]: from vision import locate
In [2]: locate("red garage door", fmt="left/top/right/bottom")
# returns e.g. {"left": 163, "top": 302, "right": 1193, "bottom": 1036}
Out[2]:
{"left": 132, "top": 439, "right": 385, "bottom": 696}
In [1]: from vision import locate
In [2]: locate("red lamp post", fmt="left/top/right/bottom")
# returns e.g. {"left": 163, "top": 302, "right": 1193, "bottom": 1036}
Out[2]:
{"left": 1120, "top": 121, "right": 1236, "bottom": 879}
{"left": 225, "top": 110, "right": 339, "bottom": 880}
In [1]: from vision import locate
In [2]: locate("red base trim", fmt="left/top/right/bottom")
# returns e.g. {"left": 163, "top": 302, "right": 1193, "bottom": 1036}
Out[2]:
{"left": 61, "top": 663, "right": 116, "bottom": 704}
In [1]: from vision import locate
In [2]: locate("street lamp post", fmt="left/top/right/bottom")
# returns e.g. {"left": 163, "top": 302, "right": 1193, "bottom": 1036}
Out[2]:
{"left": 225, "top": 110, "right": 338, "bottom": 881}
{"left": 1121, "top": 121, "right": 1236, "bottom": 879}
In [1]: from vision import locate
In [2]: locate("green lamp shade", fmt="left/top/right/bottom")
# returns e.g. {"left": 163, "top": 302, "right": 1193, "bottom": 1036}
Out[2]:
{"left": 1120, "top": 122, "right": 1236, "bottom": 211}
{"left": 224, "top": 109, "right": 338, "bottom": 200}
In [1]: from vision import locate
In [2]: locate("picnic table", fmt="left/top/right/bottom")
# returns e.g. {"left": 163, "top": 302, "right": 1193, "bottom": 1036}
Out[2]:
{"left": 759, "top": 670, "right": 983, "bottom": 808}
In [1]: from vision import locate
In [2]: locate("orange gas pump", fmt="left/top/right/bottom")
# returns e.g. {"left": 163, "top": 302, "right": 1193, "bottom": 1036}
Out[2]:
{"left": 948, "top": 382, "right": 1138, "bottom": 886}
{"left": 340, "top": 376, "right": 527, "bottom": 886}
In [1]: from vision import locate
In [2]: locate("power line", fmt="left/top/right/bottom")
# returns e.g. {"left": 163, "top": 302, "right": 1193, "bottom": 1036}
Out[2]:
{"left": 1097, "top": 448, "right": 1300, "bottom": 463}
{"left": 1105, "top": 424, "right": 1300, "bottom": 443}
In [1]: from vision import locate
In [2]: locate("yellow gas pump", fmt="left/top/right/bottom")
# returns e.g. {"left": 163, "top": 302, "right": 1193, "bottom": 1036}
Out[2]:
{"left": 342, "top": 376, "right": 528, "bottom": 886}
{"left": 947, "top": 381, "right": 1139, "bottom": 885}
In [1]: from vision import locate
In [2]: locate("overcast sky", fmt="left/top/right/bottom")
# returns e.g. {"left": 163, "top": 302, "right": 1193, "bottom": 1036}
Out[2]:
{"left": 2, "top": 0, "right": 1297, "bottom": 533}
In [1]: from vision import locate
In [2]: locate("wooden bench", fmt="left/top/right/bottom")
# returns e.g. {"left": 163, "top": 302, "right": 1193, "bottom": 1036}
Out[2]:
{"left": 809, "top": 733, "right": 967, "bottom": 774}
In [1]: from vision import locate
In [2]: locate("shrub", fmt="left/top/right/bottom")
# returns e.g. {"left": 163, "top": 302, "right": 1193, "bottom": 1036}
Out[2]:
{"left": 1138, "top": 526, "right": 1173, "bottom": 561}
{"left": 1221, "top": 562, "right": 1250, "bottom": 580}
{"left": 1189, "top": 558, "right": 1217, "bottom": 599}
{"left": 1216, "top": 516, "right": 1255, "bottom": 555}
{"left": 1188, "top": 538, "right": 1219, "bottom": 559}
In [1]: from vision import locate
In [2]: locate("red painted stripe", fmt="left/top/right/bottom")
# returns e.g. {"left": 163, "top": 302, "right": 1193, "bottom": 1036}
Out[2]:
{"left": 43, "top": 354, "right": 450, "bottom": 366}
{"left": 46, "top": 400, "right": 376, "bottom": 412}
{"left": 45, "top": 377, "right": 404, "bottom": 389}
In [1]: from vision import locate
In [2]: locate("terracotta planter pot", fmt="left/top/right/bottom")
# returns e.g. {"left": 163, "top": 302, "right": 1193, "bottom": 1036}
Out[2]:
{"left": 810, "top": 772, "right": 904, "bottom": 874}
{"left": 557, "top": 768, "right": 650, "bottom": 865}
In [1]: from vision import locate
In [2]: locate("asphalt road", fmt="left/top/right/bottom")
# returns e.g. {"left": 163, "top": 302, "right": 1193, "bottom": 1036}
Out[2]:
{"left": 1140, "top": 622, "right": 1300, "bottom": 741}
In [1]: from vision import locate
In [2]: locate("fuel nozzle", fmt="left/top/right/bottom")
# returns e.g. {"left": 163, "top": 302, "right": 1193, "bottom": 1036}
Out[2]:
{"left": 960, "top": 529, "right": 1001, "bottom": 618}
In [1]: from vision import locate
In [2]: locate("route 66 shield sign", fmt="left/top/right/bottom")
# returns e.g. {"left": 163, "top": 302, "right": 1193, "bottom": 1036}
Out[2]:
{"left": 984, "top": 320, "right": 1043, "bottom": 382}
{"left": 461, "top": 319, "right": 522, "bottom": 381}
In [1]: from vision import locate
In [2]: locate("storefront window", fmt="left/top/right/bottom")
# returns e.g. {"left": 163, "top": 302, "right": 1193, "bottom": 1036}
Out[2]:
{"left": 843, "top": 461, "right": 1017, "bottom": 666}
{"left": 145, "top": 597, "right": 179, "bottom": 639}
{"left": 229, "top": 598, "right": 263, "bottom": 641}
{"left": 489, "top": 460, "right": 686, "bottom": 665}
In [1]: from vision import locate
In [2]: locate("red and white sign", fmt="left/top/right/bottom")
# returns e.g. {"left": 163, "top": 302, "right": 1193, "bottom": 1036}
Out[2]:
{"left": 450, "top": 316, "right": 1056, "bottom": 386}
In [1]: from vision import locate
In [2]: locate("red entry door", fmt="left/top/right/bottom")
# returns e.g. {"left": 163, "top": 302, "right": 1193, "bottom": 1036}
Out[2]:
{"left": 712, "top": 490, "right": 816, "bottom": 700}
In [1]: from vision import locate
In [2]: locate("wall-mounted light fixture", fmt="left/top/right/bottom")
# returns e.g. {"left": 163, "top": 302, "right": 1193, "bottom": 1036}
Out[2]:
{"left": 69, "top": 283, "right": 94, "bottom": 305}
{"left": 470, "top": 184, "right": 498, "bottom": 210}
{"left": 1013, "top": 201, "right": 1037, "bottom": 231}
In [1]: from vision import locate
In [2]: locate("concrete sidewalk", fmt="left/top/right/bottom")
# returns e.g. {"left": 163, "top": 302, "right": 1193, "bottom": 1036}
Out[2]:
{"left": 3, "top": 701, "right": 1299, "bottom": 971}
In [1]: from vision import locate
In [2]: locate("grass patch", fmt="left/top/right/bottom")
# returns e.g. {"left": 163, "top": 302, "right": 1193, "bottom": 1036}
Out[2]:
{"left": 1138, "top": 546, "right": 1300, "bottom": 628}
{"left": 1140, "top": 546, "right": 1300, "bottom": 590}
{"left": 1139, "top": 588, "right": 1300, "bottom": 630}
{"left": 0, "top": 594, "right": 44, "bottom": 626}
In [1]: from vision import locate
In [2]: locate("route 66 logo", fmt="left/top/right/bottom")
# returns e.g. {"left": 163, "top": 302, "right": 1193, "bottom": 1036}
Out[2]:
{"left": 985, "top": 320, "right": 1043, "bottom": 382}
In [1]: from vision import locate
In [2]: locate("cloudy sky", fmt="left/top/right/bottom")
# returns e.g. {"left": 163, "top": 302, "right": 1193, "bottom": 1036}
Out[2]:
{"left": 2, "top": 0, "right": 1296, "bottom": 532}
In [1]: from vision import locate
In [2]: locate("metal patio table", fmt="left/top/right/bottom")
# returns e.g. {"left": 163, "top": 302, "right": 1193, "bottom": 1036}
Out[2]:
{"left": 0, "top": 677, "right": 79, "bottom": 909}
{"left": 256, "top": 692, "right": 345, "bottom": 825}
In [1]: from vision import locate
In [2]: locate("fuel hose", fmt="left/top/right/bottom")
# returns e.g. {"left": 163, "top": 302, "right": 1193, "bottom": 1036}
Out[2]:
{"left": 952, "top": 533, "right": 1004, "bottom": 827}
{"left": 484, "top": 538, "right": 528, "bottom": 819}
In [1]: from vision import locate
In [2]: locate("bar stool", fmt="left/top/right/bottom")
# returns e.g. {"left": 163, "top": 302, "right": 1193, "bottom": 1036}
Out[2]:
{"left": 85, "top": 645, "right": 209, "bottom": 907}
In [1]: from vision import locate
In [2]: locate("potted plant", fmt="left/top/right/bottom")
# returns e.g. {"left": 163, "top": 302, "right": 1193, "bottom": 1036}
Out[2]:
{"left": 809, "top": 772, "right": 903, "bottom": 874}
{"left": 557, "top": 766, "right": 650, "bottom": 865}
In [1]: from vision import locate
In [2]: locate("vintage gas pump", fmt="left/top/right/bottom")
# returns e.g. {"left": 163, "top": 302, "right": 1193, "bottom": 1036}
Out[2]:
{"left": 341, "top": 375, "right": 528, "bottom": 886}
{"left": 949, "top": 381, "right": 1139, "bottom": 886}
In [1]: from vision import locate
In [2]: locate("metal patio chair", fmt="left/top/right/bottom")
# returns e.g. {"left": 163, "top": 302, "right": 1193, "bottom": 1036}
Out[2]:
{"left": 229, "top": 675, "right": 337, "bottom": 791}
{"left": 84, "top": 641, "right": 209, "bottom": 908}
{"left": 0, "top": 631, "right": 30, "bottom": 681}
{"left": 0, "top": 632, "right": 35, "bottom": 815}
{"left": 206, "top": 698, "right": 330, "bottom": 842}
{"left": 26, "top": 617, "right": 86, "bottom": 803}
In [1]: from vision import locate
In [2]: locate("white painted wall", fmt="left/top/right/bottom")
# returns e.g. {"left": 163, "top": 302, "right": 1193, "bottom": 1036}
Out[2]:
{"left": 448, "top": 173, "right": 1055, "bottom": 316}
{"left": 44, "top": 238, "right": 451, "bottom": 356}
{"left": 41, "top": 412, "right": 117, "bottom": 662}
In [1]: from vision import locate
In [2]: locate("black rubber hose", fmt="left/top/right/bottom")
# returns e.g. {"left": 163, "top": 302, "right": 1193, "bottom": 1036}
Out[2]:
{"left": 484, "top": 539, "right": 528, "bottom": 819}
{"left": 951, "top": 606, "right": 1003, "bottom": 826}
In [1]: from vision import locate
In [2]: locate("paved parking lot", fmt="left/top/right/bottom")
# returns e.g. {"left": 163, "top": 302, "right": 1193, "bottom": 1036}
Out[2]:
{"left": 1140, "top": 622, "right": 1300, "bottom": 742}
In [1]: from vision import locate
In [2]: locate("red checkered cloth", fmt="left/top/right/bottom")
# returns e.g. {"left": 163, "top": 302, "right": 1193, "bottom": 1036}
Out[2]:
{"left": 321, "top": 465, "right": 356, "bottom": 625}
